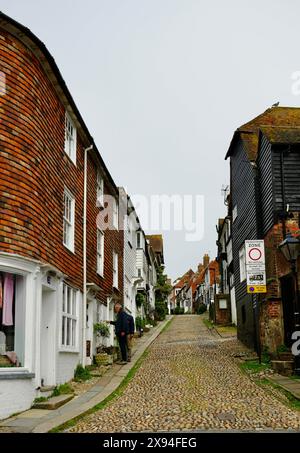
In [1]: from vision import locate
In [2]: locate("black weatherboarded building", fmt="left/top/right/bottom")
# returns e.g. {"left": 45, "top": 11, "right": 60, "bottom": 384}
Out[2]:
{"left": 226, "top": 107, "right": 300, "bottom": 354}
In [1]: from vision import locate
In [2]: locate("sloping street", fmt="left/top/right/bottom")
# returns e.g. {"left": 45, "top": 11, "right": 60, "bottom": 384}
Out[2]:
{"left": 70, "top": 316, "right": 300, "bottom": 432}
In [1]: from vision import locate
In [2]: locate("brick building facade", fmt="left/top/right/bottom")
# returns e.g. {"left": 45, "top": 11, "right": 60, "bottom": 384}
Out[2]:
{"left": 0, "top": 12, "right": 123, "bottom": 418}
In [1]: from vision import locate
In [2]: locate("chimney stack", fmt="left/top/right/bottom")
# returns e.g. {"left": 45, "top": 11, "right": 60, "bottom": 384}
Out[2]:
{"left": 203, "top": 254, "right": 210, "bottom": 268}
{"left": 197, "top": 263, "right": 204, "bottom": 273}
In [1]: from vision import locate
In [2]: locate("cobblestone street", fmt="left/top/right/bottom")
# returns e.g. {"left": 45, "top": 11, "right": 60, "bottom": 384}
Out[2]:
{"left": 70, "top": 315, "right": 300, "bottom": 432}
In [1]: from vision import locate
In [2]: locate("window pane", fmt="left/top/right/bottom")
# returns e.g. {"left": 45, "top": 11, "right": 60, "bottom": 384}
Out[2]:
{"left": 67, "top": 287, "right": 71, "bottom": 314}
{"left": 72, "top": 291, "right": 76, "bottom": 316}
{"left": 72, "top": 319, "right": 76, "bottom": 347}
{"left": 65, "top": 224, "right": 69, "bottom": 246}
{"left": 62, "top": 316, "right": 65, "bottom": 345}
{"left": 67, "top": 318, "right": 71, "bottom": 346}
{"left": 62, "top": 285, "right": 66, "bottom": 312}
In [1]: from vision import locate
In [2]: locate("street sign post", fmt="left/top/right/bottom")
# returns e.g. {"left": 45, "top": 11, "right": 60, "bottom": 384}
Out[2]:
{"left": 245, "top": 240, "right": 266, "bottom": 364}
{"left": 245, "top": 240, "right": 267, "bottom": 294}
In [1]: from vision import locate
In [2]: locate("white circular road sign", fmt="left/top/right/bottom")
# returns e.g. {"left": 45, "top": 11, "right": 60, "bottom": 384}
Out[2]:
{"left": 248, "top": 247, "right": 262, "bottom": 261}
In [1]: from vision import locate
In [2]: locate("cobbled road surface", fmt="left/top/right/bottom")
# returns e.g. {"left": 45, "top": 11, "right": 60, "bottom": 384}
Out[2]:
{"left": 70, "top": 315, "right": 300, "bottom": 432}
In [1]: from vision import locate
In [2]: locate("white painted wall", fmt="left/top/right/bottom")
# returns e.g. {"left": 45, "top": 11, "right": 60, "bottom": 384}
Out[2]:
{"left": 56, "top": 352, "right": 80, "bottom": 384}
{"left": 230, "top": 287, "right": 237, "bottom": 325}
{"left": 0, "top": 253, "right": 84, "bottom": 419}
{"left": 0, "top": 379, "right": 36, "bottom": 420}
{"left": 124, "top": 210, "right": 138, "bottom": 318}
{"left": 147, "top": 249, "right": 157, "bottom": 312}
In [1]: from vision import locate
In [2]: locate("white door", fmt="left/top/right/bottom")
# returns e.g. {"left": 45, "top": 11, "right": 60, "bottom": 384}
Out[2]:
{"left": 40, "top": 287, "right": 56, "bottom": 386}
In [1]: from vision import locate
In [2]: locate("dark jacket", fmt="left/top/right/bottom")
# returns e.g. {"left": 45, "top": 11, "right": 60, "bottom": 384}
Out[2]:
{"left": 110, "top": 309, "right": 129, "bottom": 336}
{"left": 126, "top": 313, "right": 135, "bottom": 335}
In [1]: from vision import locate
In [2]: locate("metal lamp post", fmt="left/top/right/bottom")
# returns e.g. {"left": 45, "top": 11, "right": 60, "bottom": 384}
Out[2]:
{"left": 279, "top": 234, "right": 300, "bottom": 375}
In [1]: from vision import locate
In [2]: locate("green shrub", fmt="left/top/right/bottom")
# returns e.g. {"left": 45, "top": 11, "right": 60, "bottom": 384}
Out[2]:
{"left": 94, "top": 322, "right": 110, "bottom": 337}
{"left": 136, "top": 292, "right": 146, "bottom": 308}
{"left": 146, "top": 318, "right": 157, "bottom": 327}
{"left": 197, "top": 304, "right": 207, "bottom": 314}
{"left": 74, "top": 364, "right": 92, "bottom": 382}
{"left": 52, "top": 382, "right": 73, "bottom": 396}
{"left": 155, "top": 300, "right": 167, "bottom": 321}
{"left": 34, "top": 396, "right": 48, "bottom": 403}
{"left": 135, "top": 316, "right": 144, "bottom": 331}
{"left": 174, "top": 306, "right": 184, "bottom": 315}
{"left": 261, "top": 347, "right": 271, "bottom": 364}
{"left": 277, "top": 344, "right": 289, "bottom": 354}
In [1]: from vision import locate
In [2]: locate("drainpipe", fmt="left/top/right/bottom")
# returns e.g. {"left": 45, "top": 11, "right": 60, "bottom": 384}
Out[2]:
{"left": 83, "top": 144, "right": 93, "bottom": 365}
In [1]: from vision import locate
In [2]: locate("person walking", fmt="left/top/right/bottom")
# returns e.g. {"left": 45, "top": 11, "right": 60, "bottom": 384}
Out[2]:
{"left": 125, "top": 312, "right": 135, "bottom": 362}
{"left": 108, "top": 302, "right": 129, "bottom": 365}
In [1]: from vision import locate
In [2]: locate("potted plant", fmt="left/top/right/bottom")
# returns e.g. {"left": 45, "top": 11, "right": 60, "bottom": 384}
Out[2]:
{"left": 94, "top": 322, "right": 110, "bottom": 338}
{"left": 277, "top": 344, "right": 291, "bottom": 361}
{"left": 135, "top": 316, "right": 144, "bottom": 337}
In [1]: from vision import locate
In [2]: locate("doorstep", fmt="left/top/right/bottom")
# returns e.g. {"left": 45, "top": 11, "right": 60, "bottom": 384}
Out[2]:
{"left": 40, "top": 386, "right": 55, "bottom": 393}
{"left": 32, "top": 394, "right": 74, "bottom": 410}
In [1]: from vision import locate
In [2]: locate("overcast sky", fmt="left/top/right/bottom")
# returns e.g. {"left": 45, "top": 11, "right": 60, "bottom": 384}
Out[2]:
{"left": 1, "top": 0, "right": 300, "bottom": 280}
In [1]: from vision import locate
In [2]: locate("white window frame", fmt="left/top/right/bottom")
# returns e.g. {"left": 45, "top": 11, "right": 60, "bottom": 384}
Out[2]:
{"left": 239, "top": 246, "right": 246, "bottom": 282}
{"left": 113, "top": 198, "right": 119, "bottom": 229}
{"left": 64, "top": 112, "right": 77, "bottom": 164}
{"left": 97, "top": 229, "right": 104, "bottom": 277}
{"left": 113, "top": 251, "right": 118, "bottom": 288}
{"left": 63, "top": 189, "right": 75, "bottom": 253}
{"left": 61, "top": 283, "right": 78, "bottom": 351}
{"left": 96, "top": 171, "right": 104, "bottom": 207}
